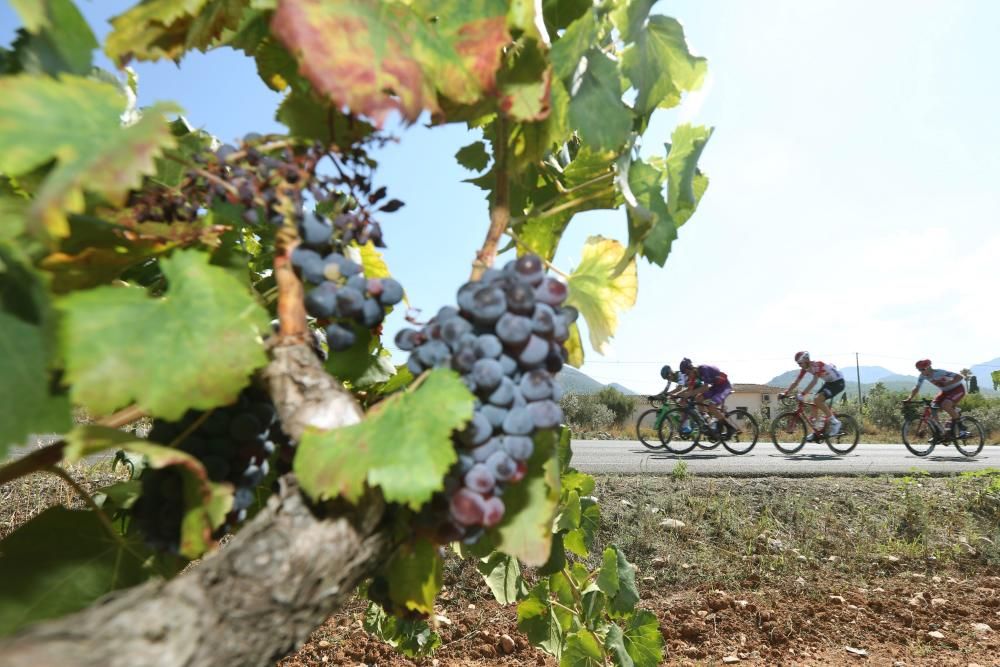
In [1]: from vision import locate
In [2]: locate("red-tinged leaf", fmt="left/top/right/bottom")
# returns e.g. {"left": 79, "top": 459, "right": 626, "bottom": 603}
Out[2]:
{"left": 272, "top": 0, "right": 510, "bottom": 124}
{"left": 500, "top": 65, "right": 552, "bottom": 121}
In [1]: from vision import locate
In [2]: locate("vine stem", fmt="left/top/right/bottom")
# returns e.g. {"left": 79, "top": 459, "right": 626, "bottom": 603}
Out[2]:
{"left": 0, "top": 404, "right": 147, "bottom": 487}
{"left": 471, "top": 112, "right": 509, "bottom": 281}
{"left": 45, "top": 465, "right": 127, "bottom": 548}
{"left": 162, "top": 152, "right": 239, "bottom": 197}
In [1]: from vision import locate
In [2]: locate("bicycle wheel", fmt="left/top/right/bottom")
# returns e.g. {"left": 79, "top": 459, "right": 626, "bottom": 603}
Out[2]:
{"left": 663, "top": 408, "right": 698, "bottom": 454}
{"left": 771, "top": 411, "right": 808, "bottom": 454}
{"left": 635, "top": 408, "right": 666, "bottom": 450}
{"left": 722, "top": 409, "right": 759, "bottom": 455}
{"left": 825, "top": 413, "right": 860, "bottom": 455}
{"left": 954, "top": 416, "right": 985, "bottom": 457}
{"left": 900, "top": 416, "right": 935, "bottom": 456}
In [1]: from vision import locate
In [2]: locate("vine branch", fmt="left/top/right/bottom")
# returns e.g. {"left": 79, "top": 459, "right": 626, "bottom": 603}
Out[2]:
{"left": 472, "top": 113, "right": 510, "bottom": 281}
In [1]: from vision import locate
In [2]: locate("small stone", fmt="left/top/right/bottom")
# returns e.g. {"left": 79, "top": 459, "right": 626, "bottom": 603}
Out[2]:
{"left": 796, "top": 555, "right": 807, "bottom": 562}
{"left": 887, "top": 555, "right": 901, "bottom": 563}
{"left": 827, "top": 555, "right": 839, "bottom": 563}
{"left": 931, "top": 576, "right": 942, "bottom": 583}
{"left": 317, "top": 640, "right": 331, "bottom": 649}
{"left": 927, "top": 630, "right": 945, "bottom": 640}
{"left": 468, "top": 603, "right": 476, "bottom": 610}
{"left": 845, "top": 646, "right": 868, "bottom": 656}
{"left": 971, "top": 622, "right": 992, "bottom": 634}
{"left": 795, "top": 576, "right": 806, "bottom": 586}
{"left": 651, "top": 556, "right": 668, "bottom": 570}
{"left": 697, "top": 610, "right": 708, "bottom": 618}
{"left": 432, "top": 660, "right": 440, "bottom": 667}
{"left": 621, "top": 499, "right": 634, "bottom": 508}
{"left": 722, "top": 657, "right": 740, "bottom": 664}
{"left": 767, "top": 538, "right": 785, "bottom": 553}
{"left": 829, "top": 595, "right": 846, "bottom": 605}
{"left": 930, "top": 598, "right": 947, "bottom": 607}
{"left": 642, "top": 576, "right": 656, "bottom": 583}
{"left": 499, "top": 634, "right": 516, "bottom": 654}
{"left": 735, "top": 600, "right": 750, "bottom": 609}
{"left": 660, "top": 518, "right": 686, "bottom": 530}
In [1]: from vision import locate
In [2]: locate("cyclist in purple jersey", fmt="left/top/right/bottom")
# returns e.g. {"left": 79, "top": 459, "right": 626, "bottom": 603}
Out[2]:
{"left": 678, "top": 358, "right": 738, "bottom": 432}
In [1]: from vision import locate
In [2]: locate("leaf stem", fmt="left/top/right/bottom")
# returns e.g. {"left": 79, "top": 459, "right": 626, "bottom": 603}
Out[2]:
{"left": 529, "top": 171, "right": 614, "bottom": 217}
{"left": 472, "top": 113, "right": 510, "bottom": 280}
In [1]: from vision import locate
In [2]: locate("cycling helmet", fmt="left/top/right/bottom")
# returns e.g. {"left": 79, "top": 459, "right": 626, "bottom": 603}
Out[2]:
{"left": 679, "top": 358, "right": 693, "bottom": 372}
{"left": 660, "top": 365, "right": 673, "bottom": 380}
{"left": 794, "top": 351, "right": 810, "bottom": 364}
{"left": 915, "top": 359, "right": 932, "bottom": 371}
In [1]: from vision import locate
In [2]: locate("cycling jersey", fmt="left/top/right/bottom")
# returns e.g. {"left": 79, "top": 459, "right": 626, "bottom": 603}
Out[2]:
{"left": 796, "top": 361, "right": 843, "bottom": 383}
{"left": 692, "top": 365, "right": 729, "bottom": 387}
{"left": 916, "top": 369, "right": 963, "bottom": 391}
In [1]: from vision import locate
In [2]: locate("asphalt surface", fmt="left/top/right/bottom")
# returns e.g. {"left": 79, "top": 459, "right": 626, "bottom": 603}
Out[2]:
{"left": 570, "top": 440, "right": 1000, "bottom": 476}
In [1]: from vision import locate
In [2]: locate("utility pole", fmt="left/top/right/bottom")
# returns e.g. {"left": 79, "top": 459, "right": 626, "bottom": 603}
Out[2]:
{"left": 855, "top": 352, "right": 863, "bottom": 409}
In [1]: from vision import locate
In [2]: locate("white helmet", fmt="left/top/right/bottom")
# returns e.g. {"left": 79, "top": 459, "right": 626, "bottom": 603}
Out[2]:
{"left": 794, "top": 351, "right": 810, "bottom": 364}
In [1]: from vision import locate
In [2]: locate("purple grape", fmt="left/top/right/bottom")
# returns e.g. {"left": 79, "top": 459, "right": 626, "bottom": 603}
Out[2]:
{"left": 471, "top": 358, "right": 503, "bottom": 391}
{"left": 452, "top": 344, "right": 478, "bottom": 373}
{"left": 416, "top": 340, "right": 450, "bottom": 368}
{"left": 485, "top": 450, "right": 517, "bottom": 482}
{"left": 450, "top": 488, "right": 486, "bottom": 526}
{"left": 335, "top": 286, "right": 364, "bottom": 318}
{"left": 460, "top": 412, "right": 492, "bottom": 447}
{"left": 480, "top": 404, "right": 509, "bottom": 429}
{"left": 560, "top": 305, "right": 579, "bottom": 324}
{"left": 304, "top": 283, "right": 338, "bottom": 318}
{"left": 520, "top": 369, "right": 553, "bottom": 401}
{"left": 360, "top": 298, "right": 384, "bottom": 327}
{"left": 299, "top": 211, "right": 332, "bottom": 248}
{"left": 514, "top": 254, "right": 545, "bottom": 286}
{"left": 346, "top": 273, "right": 368, "bottom": 293}
{"left": 441, "top": 316, "right": 473, "bottom": 347}
{"left": 325, "top": 322, "right": 356, "bottom": 350}
{"left": 378, "top": 278, "right": 404, "bottom": 306}
{"left": 518, "top": 335, "right": 549, "bottom": 367}
{"left": 468, "top": 285, "right": 506, "bottom": 324}
{"left": 504, "top": 280, "right": 536, "bottom": 315}
{"left": 496, "top": 313, "right": 532, "bottom": 346}
{"left": 482, "top": 496, "right": 505, "bottom": 526}
{"left": 503, "top": 435, "right": 534, "bottom": 461}
{"left": 503, "top": 407, "right": 534, "bottom": 435}
{"left": 474, "top": 334, "right": 503, "bottom": 359}
{"left": 487, "top": 377, "right": 516, "bottom": 406}
{"left": 535, "top": 277, "right": 568, "bottom": 306}
{"left": 464, "top": 463, "right": 496, "bottom": 494}
{"left": 292, "top": 247, "right": 325, "bottom": 284}
{"left": 395, "top": 328, "right": 421, "bottom": 351}
{"left": 527, "top": 400, "right": 564, "bottom": 429}
{"left": 532, "top": 303, "right": 556, "bottom": 335}
{"left": 471, "top": 437, "right": 504, "bottom": 462}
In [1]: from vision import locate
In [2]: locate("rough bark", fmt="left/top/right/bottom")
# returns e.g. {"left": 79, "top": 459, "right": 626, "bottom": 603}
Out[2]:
{"left": 0, "top": 476, "right": 392, "bottom": 667}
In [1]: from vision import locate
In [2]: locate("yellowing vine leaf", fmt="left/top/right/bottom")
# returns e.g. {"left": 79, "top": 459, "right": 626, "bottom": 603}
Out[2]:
{"left": 0, "top": 75, "right": 179, "bottom": 237}
{"left": 566, "top": 237, "right": 638, "bottom": 354}
{"left": 271, "top": 0, "right": 510, "bottom": 124}
{"left": 58, "top": 249, "right": 270, "bottom": 420}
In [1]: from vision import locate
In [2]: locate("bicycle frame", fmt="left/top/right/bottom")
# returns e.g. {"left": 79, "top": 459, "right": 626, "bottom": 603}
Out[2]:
{"left": 784, "top": 397, "right": 830, "bottom": 436}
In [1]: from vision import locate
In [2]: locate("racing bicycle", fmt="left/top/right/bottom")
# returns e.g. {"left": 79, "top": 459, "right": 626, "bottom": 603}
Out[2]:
{"left": 769, "top": 394, "right": 860, "bottom": 455}
{"left": 657, "top": 396, "right": 760, "bottom": 455}
{"left": 900, "top": 398, "right": 984, "bottom": 457}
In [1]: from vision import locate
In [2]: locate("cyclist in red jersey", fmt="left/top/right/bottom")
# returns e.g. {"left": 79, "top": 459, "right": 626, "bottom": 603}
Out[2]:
{"left": 905, "top": 359, "right": 968, "bottom": 437}
{"left": 781, "top": 351, "right": 844, "bottom": 438}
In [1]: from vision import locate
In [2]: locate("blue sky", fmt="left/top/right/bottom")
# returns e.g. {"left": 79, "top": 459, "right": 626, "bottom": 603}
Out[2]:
{"left": 3, "top": 1, "right": 999, "bottom": 392}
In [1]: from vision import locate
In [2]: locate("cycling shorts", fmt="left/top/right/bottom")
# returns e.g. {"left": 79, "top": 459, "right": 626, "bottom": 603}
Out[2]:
{"left": 818, "top": 379, "right": 845, "bottom": 400}
{"left": 933, "top": 385, "right": 965, "bottom": 407}
{"left": 704, "top": 382, "right": 732, "bottom": 405}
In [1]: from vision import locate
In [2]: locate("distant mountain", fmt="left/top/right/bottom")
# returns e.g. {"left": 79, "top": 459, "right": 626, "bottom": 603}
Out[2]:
{"left": 554, "top": 367, "right": 637, "bottom": 396}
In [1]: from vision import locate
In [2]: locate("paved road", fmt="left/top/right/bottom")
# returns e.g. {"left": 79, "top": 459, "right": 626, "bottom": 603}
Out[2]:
{"left": 571, "top": 440, "right": 1000, "bottom": 476}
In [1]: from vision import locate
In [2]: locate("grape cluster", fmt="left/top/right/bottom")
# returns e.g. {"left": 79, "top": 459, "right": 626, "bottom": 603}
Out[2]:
{"left": 395, "top": 254, "right": 576, "bottom": 542}
{"left": 130, "top": 386, "right": 289, "bottom": 552}
{"left": 292, "top": 213, "right": 404, "bottom": 352}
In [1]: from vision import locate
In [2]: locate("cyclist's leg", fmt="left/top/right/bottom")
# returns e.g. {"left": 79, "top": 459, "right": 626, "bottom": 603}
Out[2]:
{"left": 939, "top": 385, "right": 966, "bottom": 434}
{"left": 706, "top": 384, "right": 737, "bottom": 429}
{"left": 819, "top": 380, "right": 845, "bottom": 432}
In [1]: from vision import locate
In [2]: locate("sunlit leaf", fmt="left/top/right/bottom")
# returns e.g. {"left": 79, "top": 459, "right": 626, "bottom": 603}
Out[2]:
{"left": 625, "top": 158, "right": 674, "bottom": 266}
{"left": 385, "top": 538, "right": 442, "bottom": 615}
{"left": 621, "top": 15, "right": 707, "bottom": 114}
{"left": 477, "top": 551, "right": 526, "bottom": 605}
{"left": 568, "top": 49, "right": 631, "bottom": 151}
{"left": 605, "top": 623, "right": 633, "bottom": 667}
{"left": 494, "top": 428, "right": 561, "bottom": 565}
{"left": 549, "top": 6, "right": 597, "bottom": 80}
{"left": 295, "top": 369, "right": 472, "bottom": 509}
{"left": 59, "top": 249, "right": 270, "bottom": 419}
{"left": 665, "top": 124, "right": 713, "bottom": 223}
{"left": 610, "top": 0, "right": 655, "bottom": 43}
{"left": 363, "top": 602, "right": 442, "bottom": 657}
{"left": 507, "top": 0, "right": 550, "bottom": 45}
{"left": 0, "top": 75, "right": 179, "bottom": 237}
{"left": 9, "top": 0, "right": 98, "bottom": 76}
{"left": 561, "top": 629, "right": 604, "bottom": 666}
{"left": 517, "top": 579, "right": 563, "bottom": 657}
{"left": 566, "top": 236, "right": 637, "bottom": 353}
{"left": 596, "top": 545, "right": 639, "bottom": 616}
{"left": 623, "top": 610, "right": 663, "bottom": 667}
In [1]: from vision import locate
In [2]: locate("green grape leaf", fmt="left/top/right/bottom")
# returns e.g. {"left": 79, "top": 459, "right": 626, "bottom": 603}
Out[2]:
{"left": 665, "top": 124, "right": 713, "bottom": 223}
{"left": 518, "top": 148, "right": 617, "bottom": 261}
{"left": 507, "top": 0, "right": 550, "bottom": 45}
{"left": 272, "top": 0, "right": 510, "bottom": 124}
{"left": 494, "top": 428, "right": 561, "bottom": 565}
{"left": 555, "top": 488, "right": 581, "bottom": 532}
{"left": 477, "top": 551, "right": 526, "bottom": 605}
{"left": 605, "top": 623, "right": 633, "bottom": 667}
{"left": 0, "top": 75, "right": 179, "bottom": 238}
{"left": 579, "top": 494, "right": 600, "bottom": 552}
{"left": 549, "top": 568, "right": 580, "bottom": 631}
{"left": 625, "top": 158, "right": 675, "bottom": 266}
{"left": 561, "top": 629, "right": 604, "bottom": 667}
{"left": 568, "top": 49, "right": 631, "bottom": 152}
{"left": 385, "top": 538, "right": 442, "bottom": 615}
{"left": 295, "top": 368, "right": 472, "bottom": 509}
{"left": 596, "top": 545, "right": 639, "bottom": 617}
{"left": 498, "top": 39, "right": 552, "bottom": 122}
{"left": 549, "top": 6, "right": 597, "bottom": 80}
{"left": 0, "top": 508, "right": 160, "bottom": 636}
{"left": 563, "top": 528, "right": 588, "bottom": 557}
{"left": 0, "top": 193, "right": 28, "bottom": 242}
{"left": 517, "top": 579, "right": 563, "bottom": 657}
{"left": 276, "top": 89, "right": 375, "bottom": 146}
{"left": 59, "top": 249, "right": 270, "bottom": 420}
{"left": 621, "top": 15, "right": 707, "bottom": 114}
{"left": 363, "top": 602, "right": 442, "bottom": 657}
{"left": 10, "top": 0, "right": 98, "bottom": 76}
{"left": 566, "top": 236, "right": 638, "bottom": 354}
{"left": 610, "top": 0, "right": 655, "bottom": 43}
{"left": 324, "top": 324, "right": 397, "bottom": 387}
{"left": 561, "top": 469, "right": 595, "bottom": 495}
{"left": 623, "top": 610, "right": 664, "bottom": 667}
{"left": 105, "top": 0, "right": 250, "bottom": 65}
{"left": 0, "top": 247, "right": 71, "bottom": 457}
{"left": 455, "top": 141, "right": 491, "bottom": 172}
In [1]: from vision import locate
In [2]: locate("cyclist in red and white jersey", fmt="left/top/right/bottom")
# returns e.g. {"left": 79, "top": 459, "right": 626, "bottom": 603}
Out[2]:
{"left": 905, "top": 360, "right": 967, "bottom": 437}
{"left": 780, "top": 351, "right": 844, "bottom": 438}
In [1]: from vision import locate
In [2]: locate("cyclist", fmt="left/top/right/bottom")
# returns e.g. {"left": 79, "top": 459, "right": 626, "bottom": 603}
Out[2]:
{"left": 677, "top": 358, "right": 738, "bottom": 435}
{"left": 905, "top": 360, "right": 968, "bottom": 438}
{"left": 780, "top": 351, "right": 843, "bottom": 439}
{"left": 648, "top": 365, "right": 680, "bottom": 400}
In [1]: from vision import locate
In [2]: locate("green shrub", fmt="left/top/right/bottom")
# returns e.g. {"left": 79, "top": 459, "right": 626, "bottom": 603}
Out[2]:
{"left": 595, "top": 387, "right": 637, "bottom": 425}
